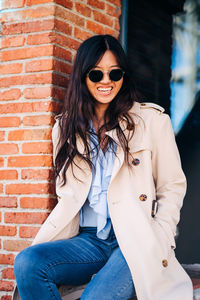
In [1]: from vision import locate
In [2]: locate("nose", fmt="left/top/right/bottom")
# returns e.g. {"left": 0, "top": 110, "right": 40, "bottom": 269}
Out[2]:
{"left": 101, "top": 71, "right": 111, "bottom": 83}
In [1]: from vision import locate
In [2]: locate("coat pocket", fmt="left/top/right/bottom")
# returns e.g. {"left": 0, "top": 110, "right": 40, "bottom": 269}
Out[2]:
{"left": 151, "top": 219, "right": 173, "bottom": 260}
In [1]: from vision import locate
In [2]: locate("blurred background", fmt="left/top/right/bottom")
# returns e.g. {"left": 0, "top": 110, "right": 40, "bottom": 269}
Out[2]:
{"left": 120, "top": 0, "right": 200, "bottom": 264}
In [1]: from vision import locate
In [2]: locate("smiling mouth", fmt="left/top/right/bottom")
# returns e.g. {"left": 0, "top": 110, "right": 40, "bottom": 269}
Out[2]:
{"left": 97, "top": 87, "right": 113, "bottom": 94}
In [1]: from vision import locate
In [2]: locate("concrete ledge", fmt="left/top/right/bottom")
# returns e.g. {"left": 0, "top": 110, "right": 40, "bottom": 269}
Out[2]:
{"left": 59, "top": 284, "right": 137, "bottom": 300}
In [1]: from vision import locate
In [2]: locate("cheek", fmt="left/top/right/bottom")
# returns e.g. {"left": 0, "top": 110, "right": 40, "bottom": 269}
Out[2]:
{"left": 116, "top": 79, "right": 123, "bottom": 92}
{"left": 86, "top": 78, "right": 95, "bottom": 95}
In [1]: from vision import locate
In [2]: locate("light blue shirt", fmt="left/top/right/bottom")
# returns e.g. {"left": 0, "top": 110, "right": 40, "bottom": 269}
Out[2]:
{"left": 80, "top": 126, "right": 117, "bottom": 239}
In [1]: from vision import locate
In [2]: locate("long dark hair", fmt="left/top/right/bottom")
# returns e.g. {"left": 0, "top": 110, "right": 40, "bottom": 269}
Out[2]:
{"left": 55, "top": 34, "right": 138, "bottom": 185}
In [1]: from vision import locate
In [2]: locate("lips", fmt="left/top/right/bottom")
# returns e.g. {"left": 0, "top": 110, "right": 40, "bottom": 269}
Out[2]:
{"left": 97, "top": 87, "right": 113, "bottom": 91}
{"left": 97, "top": 86, "right": 113, "bottom": 96}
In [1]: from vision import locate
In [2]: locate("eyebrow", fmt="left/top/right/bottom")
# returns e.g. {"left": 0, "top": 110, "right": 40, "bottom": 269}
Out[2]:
{"left": 94, "top": 64, "right": 119, "bottom": 69}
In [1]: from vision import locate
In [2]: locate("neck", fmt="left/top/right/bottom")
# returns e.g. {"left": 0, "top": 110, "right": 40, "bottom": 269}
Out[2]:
{"left": 94, "top": 103, "right": 108, "bottom": 127}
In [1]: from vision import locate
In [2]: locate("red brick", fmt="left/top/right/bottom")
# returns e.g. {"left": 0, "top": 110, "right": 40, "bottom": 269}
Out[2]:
{"left": 0, "top": 170, "right": 18, "bottom": 180}
{"left": 104, "top": 27, "right": 116, "bottom": 36}
{"left": 53, "top": 59, "right": 72, "bottom": 75}
{"left": 0, "top": 197, "right": 17, "bottom": 208}
{"left": 23, "top": 115, "right": 54, "bottom": 126}
{"left": 1, "top": 45, "right": 53, "bottom": 62}
{"left": 192, "top": 278, "right": 200, "bottom": 289}
{"left": 8, "top": 128, "right": 51, "bottom": 141}
{"left": 0, "top": 101, "right": 60, "bottom": 114}
{"left": 27, "top": 0, "right": 72, "bottom": 7}
{"left": 19, "top": 226, "right": 40, "bottom": 238}
{"left": 75, "top": 3, "right": 91, "bottom": 17}
{"left": 53, "top": 46, "right": 72, "bottom": 62}
{"left": 0, "top": 89, "right": 21, "bottom": 101}
{"left": 106, "top": 3, "right": 121, "bottom": 17}
{"left": 27, "top": 0, "right": 53, "bottom": 5}
{"left": 87, "top": 0, "right": 105, "bottom": 10}
{"left": 2, "top": 268, "right": 15, "bottom": 280}
{"left": 20, "top": 197, "right": 57, "bottom": 209}
{"left": 24, "top": 87, "right": 52, "bottom": 100}
{"left": 54, "top": 0, "right": 73, "bottom": 9}
{"left": 1, "top": 6, "right": 54, "bottom": 23}
{"left": 0, "top": 184, "right": 3, "bottom": 193}
{"left": 1, "top": 19, "right": 54, "bottom": 35}
{"left": 0, "top": 132, "right": 5, "bottom": 141}
{"left": 74, "top": 27, "right": 92, "bottom": 41}
{"left": 0, "top": 117, "right": 21, "bottom": 127}
{"left": 0, "top": 144, "right": 19, "bottom": 155}
{"left": 4, "top": 212, "right": 49, "bottom": 224}
{"left": 107, "top": 0, "right": 121, "bottom": 6}
{"left": 1, "top": 0, "right": 25, "bottom": 9}
{"left": 55, "top": 33, "right": 80, "bottom": 50}
{"left": 0, "top": 226, "right": 17, "bottom": 237}
{"left": 0, "top": 158, "right": 4, "bottom": 167}
{"left": 22, "top": 142, "right": 52, "bottom": 154}
{"left": 25, "top": 59, "right": 53, "bottom": 72}
{"left": 8, "top": 155, "right": 52, "bottom": 167}
{"left": 114, "top": 18, "right": 120, "bottom": 31}
{"left": 0, "top": 254, "right": 14, "bottom": 265}
{"left": 0, "top": 73, "right": 52, "bottom": 88}
{"left": 54, "top": 19, "right": 72, "bottom": 36}
{"left": 27, "top": 5, "right": 54, "bottom": 18}
{"left": 55, "top": 6, "right": 85, "bottom": 27}
{"left": 21, "top": 169, "right": 53, "bottom": 180}
{"left": 52, "top": 87, "right": 66, "bottom": 101}
{"left": 0, "top": 280, "right": 14, "bottom": 292}
{"left": 0, "top": 63, "right": 23, "bottom": 74}
{"left": 1, "top": 36, "right": 25, "bottom": 49}
{"left": 93, "top": 10, "right": 114, "bottom": 27}
{"left": 27, "top": 32, "right": 56, "bottom": 45}
{"left": 52, "top": 73, "right": 69, "bottom": 88}
{"left": 1, "top": 295, "right": 12, "bottom": 300}
{"left": 86, "top": 20, "right": 105, "bottom": 34}
{"left": 3, "top": 240, "right": 32, "bottom": 252}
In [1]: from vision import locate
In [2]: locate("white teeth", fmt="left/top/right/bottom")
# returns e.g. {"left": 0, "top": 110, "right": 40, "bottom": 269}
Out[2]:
{"left": 97, "top": 87, "right": 112, "bottom": 91}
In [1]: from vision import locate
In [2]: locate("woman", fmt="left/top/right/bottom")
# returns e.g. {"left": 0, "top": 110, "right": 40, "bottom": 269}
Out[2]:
{"left": 14, "top": 35, "right": 193, "bottom": 300}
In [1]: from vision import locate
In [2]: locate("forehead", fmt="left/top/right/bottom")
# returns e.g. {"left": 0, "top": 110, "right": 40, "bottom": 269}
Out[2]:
{"left": 96, "top": 50, "right": 118, "bottom": 68}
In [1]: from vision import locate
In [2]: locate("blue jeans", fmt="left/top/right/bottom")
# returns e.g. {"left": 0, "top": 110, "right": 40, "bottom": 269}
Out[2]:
{"left": 14, "top": 227, "right": 135, "bottom": 300}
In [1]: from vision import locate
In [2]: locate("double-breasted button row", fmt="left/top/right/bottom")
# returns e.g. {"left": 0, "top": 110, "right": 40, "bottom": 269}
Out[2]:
{"left": 132, "top": 158, "right": 140, "bottom": 166}
{"left": 139, "top": 194, "right": 147, "bottom": 201}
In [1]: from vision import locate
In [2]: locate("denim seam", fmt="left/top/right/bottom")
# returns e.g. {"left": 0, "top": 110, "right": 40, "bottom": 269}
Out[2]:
{"left": 115, "top": 278, "right": 134, "bottom": 298}
{"left": 45, "top": 278, "right": 61, "bottom": 300}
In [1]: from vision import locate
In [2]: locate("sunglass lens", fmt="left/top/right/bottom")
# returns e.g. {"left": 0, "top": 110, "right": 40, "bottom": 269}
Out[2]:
{"left": 109, "top": 69, "right": 124, "bottom": 81}
{"left": 88, "top": 70, "right": 103, "bottom": 82}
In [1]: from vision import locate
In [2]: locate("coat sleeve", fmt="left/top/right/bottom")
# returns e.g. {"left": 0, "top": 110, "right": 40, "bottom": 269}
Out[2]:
{"left": 151, "top": 112, "right": 186, "bottom": 248}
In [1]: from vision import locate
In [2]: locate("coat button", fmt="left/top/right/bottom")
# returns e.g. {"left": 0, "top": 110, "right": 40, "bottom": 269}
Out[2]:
{"left": 127, "top": 123, "right": 134, "bottom": 130}
{"left": 162, "top": 259, "right": 168, "bottom": 267}
{"left": 132, "top": 158, "right": 140, "bottom": 166}
{"left": 139, "top": 194, "right": 147, "bottom": 201}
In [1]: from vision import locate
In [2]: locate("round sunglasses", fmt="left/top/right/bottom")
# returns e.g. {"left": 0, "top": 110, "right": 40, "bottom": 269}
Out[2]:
{"left": 87, "top": 68, "right": 125, "bottom": 83}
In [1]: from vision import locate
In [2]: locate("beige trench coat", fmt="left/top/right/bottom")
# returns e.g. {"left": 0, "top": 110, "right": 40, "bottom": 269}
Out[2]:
{"left": 14, "top": 102, "right": 193, "bottom": 300}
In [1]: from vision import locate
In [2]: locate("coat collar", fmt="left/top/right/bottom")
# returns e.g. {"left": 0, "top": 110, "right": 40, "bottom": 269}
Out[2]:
{"left": 105, "top": 101, "right": 141, "bottom": 145}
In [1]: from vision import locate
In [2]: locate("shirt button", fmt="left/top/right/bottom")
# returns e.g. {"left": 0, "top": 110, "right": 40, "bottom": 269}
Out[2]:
{"left": 132, "top": 158, "right": 140, "bottom": 166}
{"left": 139, "top": 194, "right": 147, "bottom": 201}
{"left": 162, "top": 259, "right": 168, "bottom": 267}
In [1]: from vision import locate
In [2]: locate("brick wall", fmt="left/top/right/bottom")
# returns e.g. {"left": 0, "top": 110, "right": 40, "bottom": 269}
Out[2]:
{"left": 0, "top": 0, "right": 121, "bottom": 298}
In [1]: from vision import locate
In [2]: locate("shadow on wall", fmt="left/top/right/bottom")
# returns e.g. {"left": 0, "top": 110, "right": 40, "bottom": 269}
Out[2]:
{"left": 175, "top": 91, "right": 200, "bottom": 263}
